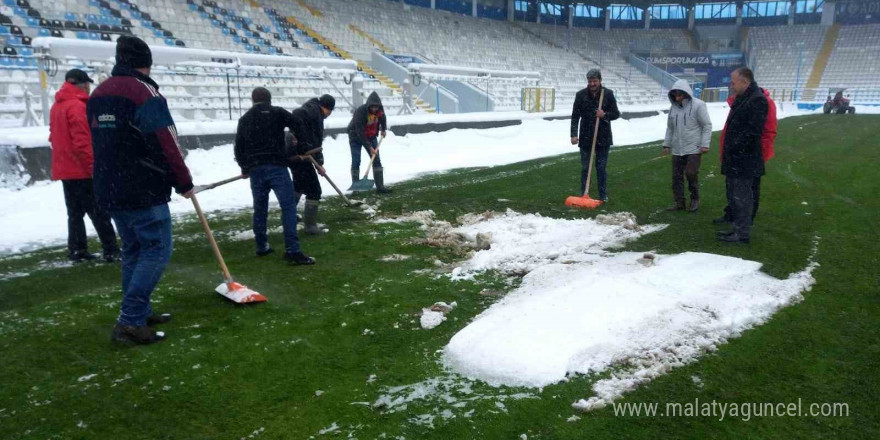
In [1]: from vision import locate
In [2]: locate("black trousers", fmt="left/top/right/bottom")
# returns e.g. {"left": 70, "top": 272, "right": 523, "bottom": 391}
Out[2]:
{"left": 723, "top": 176, "right": 761, "bottom": 222}
{"left": 62, "top": 179, "right": 118, "bottom": 254}
{"left": 291, "top": 164, "right": 322, "bottom": 201}
{"left": 725, "top": 176, "right": 755, "bottom": 238}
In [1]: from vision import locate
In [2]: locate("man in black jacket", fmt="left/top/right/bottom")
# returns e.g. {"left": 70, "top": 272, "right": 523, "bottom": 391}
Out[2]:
{"left": 348, "top": 91, "right": 389, "bottom": 193}
{"left": 718, "top": 67, "right": 768, "bottom": 244}
{"left": 234, "top": 87, "right": 314, "bottom": 264}
{"left": 288, "top": 94, "right": 334, "bottom": 235}
{"left": 570, "top": 69, "right": 620, "bottom": 201}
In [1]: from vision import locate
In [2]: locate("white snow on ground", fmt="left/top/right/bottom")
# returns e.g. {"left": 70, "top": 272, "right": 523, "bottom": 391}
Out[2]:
{"left": 448, "top": 210, "right": 664, "bottom": 280}
{"left": 0, "top": 103, "right": 813, "bottom": 255}
{"left": 439, "top": 212, "right": 819, "bottom": 410}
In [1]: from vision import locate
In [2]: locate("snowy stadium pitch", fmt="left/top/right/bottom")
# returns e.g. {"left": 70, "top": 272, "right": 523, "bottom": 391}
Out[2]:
{"left": 0, "top": 113, "right": 878, "bottom": 439}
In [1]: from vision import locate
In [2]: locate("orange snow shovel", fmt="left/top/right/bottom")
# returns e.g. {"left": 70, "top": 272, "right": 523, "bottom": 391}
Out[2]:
{"left": 565, "top": 88, "right": 605, "bottom": 210}
{"left": 191, "top": 194, "right": 267, "bottom": 304}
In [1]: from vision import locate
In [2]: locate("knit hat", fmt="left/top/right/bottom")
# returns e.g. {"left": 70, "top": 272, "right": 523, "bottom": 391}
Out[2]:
{"left": 116, "top": 36, "right": 153, "bottom": 69}
{"left": 586, "top": 69, "right": 602, "bottom": 80}
{"left": 318, "top": 94, "right": 335, "bottom": 111}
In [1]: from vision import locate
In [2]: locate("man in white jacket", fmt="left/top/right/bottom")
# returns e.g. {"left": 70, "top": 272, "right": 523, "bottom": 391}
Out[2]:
{"left": 662, "top": 79, "right": 712, "bottom": 212}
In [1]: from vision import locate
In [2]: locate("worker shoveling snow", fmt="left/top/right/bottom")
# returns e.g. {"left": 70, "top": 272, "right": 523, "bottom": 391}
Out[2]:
{"left": 393, "top": 210, "right": 820, "bottom": 412}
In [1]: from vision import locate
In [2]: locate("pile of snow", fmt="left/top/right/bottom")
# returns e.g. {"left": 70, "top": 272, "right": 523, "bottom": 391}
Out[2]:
{"left": 448, "top": 209, "right": 664, "bottom": 280}
{"left": 439, "top": 210, "right": 819, "bottom": 411}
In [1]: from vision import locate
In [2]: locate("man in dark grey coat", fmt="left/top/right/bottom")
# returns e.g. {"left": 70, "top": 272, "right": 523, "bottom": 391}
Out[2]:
{"left": 570, "top": 69, "right": 619, "bottom": 201}
{"left": 718, "top": 67, "right": 768, "bottom": 243}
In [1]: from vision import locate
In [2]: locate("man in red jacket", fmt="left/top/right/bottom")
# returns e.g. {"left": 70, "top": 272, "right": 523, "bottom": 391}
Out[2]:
{"left": 715, "top": 86, "right": 778, "bottom": 225}
{"left": 49, "top": 68, "right": 118, "bottom": 263}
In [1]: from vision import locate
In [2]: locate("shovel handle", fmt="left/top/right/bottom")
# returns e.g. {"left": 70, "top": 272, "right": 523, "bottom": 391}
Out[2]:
{"left": 308, "top": 156, "right": 354, "bottom": 205}
{"left": 583, "top": 89, "right": 605, "bottom": 197}
{"left": 194, "top": 174, "right": 247, "bottom": 194}
{"left": 361, "top": 136, "right": 385, "bottom": 180}
{"left": 191, "top": 194, "right": 233, "bottom": 283}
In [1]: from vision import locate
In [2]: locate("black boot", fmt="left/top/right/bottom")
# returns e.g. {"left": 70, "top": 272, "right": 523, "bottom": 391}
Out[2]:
{"left": 351, "top": 169, "right": 360, "bottom": 186}
{"left": 303, "top": 199, "right": 326, "bottom": 235}
{"left": 112, "top": 323, "right": 166, "bottom": 345}
{"left": 374, "top": 167, "right": 392, "bottom": 194}
{"left": 283, "top": 251, "right": 316, "bottom": 265}
{"left": 69, "top": 250, "right": 97, "bottom": 263}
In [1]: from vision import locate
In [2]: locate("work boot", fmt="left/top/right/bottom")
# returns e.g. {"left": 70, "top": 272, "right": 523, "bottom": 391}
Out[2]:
{"left": 717, "top": 232, "right": 750, "bottom": 243}
{"left": 688, "top": 198, "right": 700, "bottom": 212}
{"left": 303, "top": 199, "right": 326, "bottom": 235}
{"left": 255, "top": 245, "right": 274, "bottom": 256}
{"left": 666, "top": 201, "right": 686, "bottom": 211}
{"left": 283, "top": 251, "right": 316, "bottom": 265}
{"left": 102, "top": 248, "right": 120, "bottom": 263}
{"left": 112, "top": 324, "right": 166, "bottom": 345}
{"left": 69, "top": 250, "right": 97, "bottom": 263}
{"left": 351, "top": 169, "right": 360, "bottom": 186}
{"left": 146, "top": 313, "right": 172, "bottom": 326}
{"left": 374, "top": 167, "right": 392, "bottom": 194}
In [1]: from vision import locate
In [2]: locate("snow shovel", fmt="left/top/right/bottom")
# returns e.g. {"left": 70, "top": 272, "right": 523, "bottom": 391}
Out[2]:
{"left": 565, "top": 88, "right": 605, "bottom": 210}
{"left": 190, "top": 193, "right": 267, "bottom": 304}
{"left": 348, "top": 135, "right": 385, "bottom": 192}
{"left": 307, "top": 155, "right": 357, "bottom": 206}
{"left": 193, "top": 174, "right": 247, "bottom": 194}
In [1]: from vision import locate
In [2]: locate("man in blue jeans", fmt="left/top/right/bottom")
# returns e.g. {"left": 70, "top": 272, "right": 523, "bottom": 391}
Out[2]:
{"left": 234, "top": 87, "right": 315, "bottom": 265}
{"left": 89, "top": 36, "right": 193, "bottom": 345}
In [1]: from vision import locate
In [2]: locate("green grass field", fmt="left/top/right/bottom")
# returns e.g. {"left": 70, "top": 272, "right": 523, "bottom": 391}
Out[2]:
{"left": 1, "top": 114, "right": 878, "bottom": 439}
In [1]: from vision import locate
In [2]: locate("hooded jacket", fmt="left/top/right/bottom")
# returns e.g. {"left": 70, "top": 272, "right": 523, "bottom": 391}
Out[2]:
{"left": 50, "top": 82, "right": 94, "bottom": 180}
{"left": 347, "top": 91, "right": 386, "bottom": 147}
{"left": 663, "top": 79, "right": 712, "bottom": 156}
{"left": 88, "top": 64, "right": 193, "bottom": 211}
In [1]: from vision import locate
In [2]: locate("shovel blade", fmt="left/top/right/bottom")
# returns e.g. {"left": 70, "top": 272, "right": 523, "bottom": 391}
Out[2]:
{"left": 565, "top": 195, "right": 603, "bottom": 209}
{"left": 348, "top": 178, "right": 375, "bottom": 192}
{"left": 215, "top": 281, "right": 267, "bottom": 304}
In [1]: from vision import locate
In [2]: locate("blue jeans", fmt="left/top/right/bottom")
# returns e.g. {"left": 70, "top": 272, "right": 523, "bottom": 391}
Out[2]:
{"left": 110, "top": 204, "right": 173, "bottom": 327}
{"left": 350, "top": 136, "right": 382, "bottom": 171}
{"left": 249, "top": 165, "right": 300, "bottom": 254}
{"left": 580, "top": 145, "right": 609, "bottom": 199}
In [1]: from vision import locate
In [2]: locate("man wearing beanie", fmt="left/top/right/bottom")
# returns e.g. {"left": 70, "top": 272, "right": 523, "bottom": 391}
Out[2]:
{"left": 570, "top": 69, "right": 619, "bottom": 202}
{"left": 88, "top": 36, "right": 194, "bottom": 345}
{"left": 288, "top": 94, "right": 334, "bottom": 235}
{"left": 49, "top": 68, "right": 119, "bottom": 263}
{"left": 347, "top": 91, "right": 390, "bottom": 193}
{"left": 234, "top": 87, "right": 315, "bottom": 265}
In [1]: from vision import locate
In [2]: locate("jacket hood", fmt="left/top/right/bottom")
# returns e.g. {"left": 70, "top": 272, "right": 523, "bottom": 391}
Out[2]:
{"left": 668, "top": 79, "right": 694, "bottom": 104}
{"left": 366, "top": 91, "right": 383, "bottom": 109}
{"left": 54, "top": 81, "right": 89, "bottom": 103}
